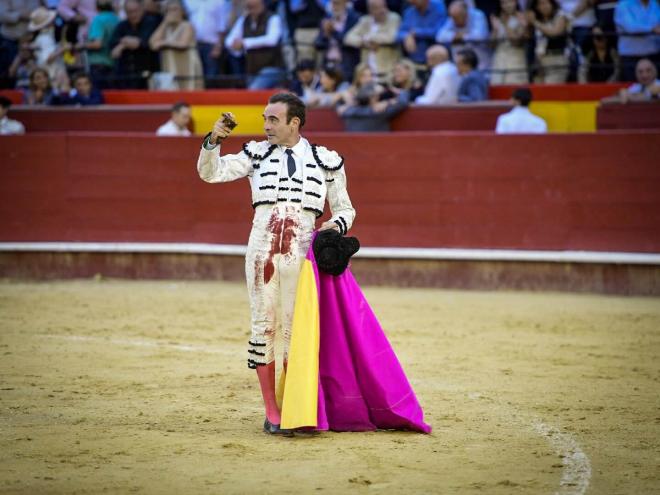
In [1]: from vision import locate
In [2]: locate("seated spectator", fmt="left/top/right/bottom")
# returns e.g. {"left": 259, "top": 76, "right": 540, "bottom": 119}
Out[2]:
{"left": 495, "top": 87, "right": 548, "bottom": 133}
{"left": 225, "top": 0, "right": 286, "bottom": 89}
{"left": 290, "top": 58, "right": 319, "bottom": 98}
{"left": 618, "top": 58, "right": 659, "bottom": 101}
{"left": 314, "top": 0, "right": 361, "bottom": 83}
{"left": 489, "top": 0, "right": 528, "bottom": 84}
{"left": 156, "top": 101, "right": 193, "bottom": 136}
{"left": 61, "top": 72, "right": 104, "bottom": 105}
{"left": 579, "top": 23, "right": 620, "bottom": 82}
{"left": 337, "top": 81, "right": 408, "bottom": 131}
{"left": 344, "top": 0, "right": 402, "bottom": 83}
{"left": 76, "top": 0, "right": 120, "bottom": 89}
{"left": 304, "top": 64, "right": 350, "bottom": 107}
{"left": 149, "top": 0, "right": 204, "bottom": 89}
{"left": 341, "top": 62, "right": 385, "bottom": 104}
{"left": 383, "top": 58, "right": 424, "bottom": 101}
{"left": 397, "top": 0, "right": 447, "bottom": 66}
{"left": 529, "top": 0, "right": 570, "bottom": 83}
{"left": 22, "top": 67, "right": 57, "bottom": 105}
{"left": 436, "top": 0, "right": 490, "bottom": 71}
{"left": 9, "top": 35, "right": 38, "bottom": 90}
{"left": 614, "top": 0, "right": 660, "bottom": 82}
{"left": 28, "top": 7, "right": 71, "bottom": 93}
{"left": 57, "top": 0, "right": 97, "bottom": 44}
{"left": 288, "top": 0, "right": 326, "bottom": 64}
{"left": 183, "top": 0, "right": 231, "bottom": 81}
{"left": 109, "top": 0, "right": 160, "bottom": 89}
{"left": 0, "top": 96, "right": 26, "bottom": 135}
{"left": 414, "top": 44, "right": 459, "bottom": 104}
{"left": 456, "top": 48, "right": 488, "bottom": 101}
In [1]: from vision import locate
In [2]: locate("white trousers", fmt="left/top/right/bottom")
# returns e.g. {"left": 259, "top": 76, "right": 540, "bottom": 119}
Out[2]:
{"left": 245, "top": 204, "right": 316, "bottom": 368}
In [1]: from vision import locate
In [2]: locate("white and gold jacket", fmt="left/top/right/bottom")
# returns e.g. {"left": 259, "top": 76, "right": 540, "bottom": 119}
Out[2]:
{"left": 196, "top": 135, "right": 356, "bottom": 234}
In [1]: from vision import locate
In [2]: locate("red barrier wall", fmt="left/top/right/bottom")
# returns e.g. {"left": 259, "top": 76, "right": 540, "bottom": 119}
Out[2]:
{"left": 597, "top": 102, "right": 660, "bottom": 130}
{"left": 1, "top": 132, "right": 659, "bottom": 252}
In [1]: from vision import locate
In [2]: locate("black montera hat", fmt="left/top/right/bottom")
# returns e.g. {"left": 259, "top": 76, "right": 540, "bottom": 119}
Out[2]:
{"left": 313, "top": 229, "right": 360, "bottom": 276}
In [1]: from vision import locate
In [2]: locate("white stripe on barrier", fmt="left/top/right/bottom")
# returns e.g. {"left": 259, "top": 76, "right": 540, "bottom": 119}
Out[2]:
{"left": 1, "top": 242, "right": 659, "bottom": 265}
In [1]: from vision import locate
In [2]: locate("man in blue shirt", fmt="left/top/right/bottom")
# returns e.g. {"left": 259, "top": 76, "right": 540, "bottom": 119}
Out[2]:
{"left": 614, "top": 0, "right": 660, "bottom": 81}
{"left": 456, "top": 48, "right": 488, "bottom": 102}
{"left": 436, "top": 0, "right": 490, "bottom": 70}
{"left": 397, "top": 0, "right": 447, "bottom": 65}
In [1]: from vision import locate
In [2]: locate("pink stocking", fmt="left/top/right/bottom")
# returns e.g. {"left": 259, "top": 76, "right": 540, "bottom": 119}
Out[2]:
{"left": 255, "top": 362, "right": 281, "bottom": 424}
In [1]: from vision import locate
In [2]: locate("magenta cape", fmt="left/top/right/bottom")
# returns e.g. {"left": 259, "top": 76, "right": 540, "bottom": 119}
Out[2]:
{"left": 279, "top": 235, "right": 431, "bottom": 434}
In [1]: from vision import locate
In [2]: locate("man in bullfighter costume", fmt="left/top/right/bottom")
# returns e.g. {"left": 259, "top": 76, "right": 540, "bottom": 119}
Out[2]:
{"left": 196, "top": 92, "right": 356, "bottom": 435}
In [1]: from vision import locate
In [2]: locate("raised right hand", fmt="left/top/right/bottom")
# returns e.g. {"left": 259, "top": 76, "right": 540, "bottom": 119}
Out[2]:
{"left": 210, "top": 113, "right": 235, "bottom": 144}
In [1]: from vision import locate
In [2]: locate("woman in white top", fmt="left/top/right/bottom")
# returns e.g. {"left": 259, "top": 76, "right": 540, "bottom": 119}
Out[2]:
{"left": 149, "top": 0, "right": 204, "bottom": 90}
{"left": 490, "top": 0, "right": 528, "bottom": 85}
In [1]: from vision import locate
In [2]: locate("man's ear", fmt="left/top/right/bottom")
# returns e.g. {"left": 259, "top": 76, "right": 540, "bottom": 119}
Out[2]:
{"left": 290, "top": 116, "right": 301, "bottom": 129}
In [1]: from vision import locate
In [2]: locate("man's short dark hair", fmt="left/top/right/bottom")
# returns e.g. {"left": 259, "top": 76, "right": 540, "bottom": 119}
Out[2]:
{"left": 172, "top": 101, "right": 190, "bottom": 113}
{"left": 0, "top": 96, "right": 11, "bottom": 109}
{"left": 512, "top": 88, "right": 533, "bottom": 107}
{"left": 268, "top": 92, "right": 306, "bottom": 128}
{"left": 457, "top": 49, "right": 478, "bottom": 70}
{"left": 72, "top": 71, "right": 91, "bottom": 84}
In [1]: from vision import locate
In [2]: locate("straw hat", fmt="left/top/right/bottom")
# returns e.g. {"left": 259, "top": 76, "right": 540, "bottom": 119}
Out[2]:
{"left": 28, "top": 7, "right": 57, "bottom": 32}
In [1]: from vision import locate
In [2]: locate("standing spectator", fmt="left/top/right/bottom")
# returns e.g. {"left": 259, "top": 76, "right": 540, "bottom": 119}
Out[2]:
{"left": 156, "top": 101, "right": 193, "bottom": 135}
{"left": 456, "top": 47, "right": 488, "bottom": 101}
{"left": 436, "top": 0, "right": 490, "bottom": 71}
{"left": 0, "top": 95, "right": 25, "bottom": 134}
{"left": 183, "top": 0, "right": 231, "bottom": 83}
{"left": 579, "top": 22, "right": 620, "bottom": 81}
{"left": 495, "top": 87, "right": 548, "bottom": 133}
{"left": 109, "top": 0, "right": 160, "bottom": 88}
{"left": 529, "top": 0, "right": 570, "bottom": 83}
{"left": 0, "top": 0, "right": 42, "bottom": 85}
{"left": 414, "top": 44, "right": 459, "bottom": 104}
{"left": 344, "top": 0, "right": 402, "bottom": 83}
{"left": 225, "top": 0, "right": 285, "bottom": 89}
{"left": 76, "top": 0, "right": 119, "bottom": 89}
{"left": 304, "top": 64, "right": 349, "bottom": 106}
{"left": 383, "top": 58, "right": 424, "bottom": 101}
{"left": 559, "top": 0, "right": 596, "bottom": 52}
{"left": 57, "top": 0, "right": 97, "bottom": 43}
{"left": 288, "top": 0, "right": 325, "bottom": 63}
{"left": 149, "top": 0, "right": 203, "bottom": 89}
{"left": 397, "top": 0, "right": 447, "bottom": 66}
{"left": 337, "top": 81, "right": 408, "bottom": 131}
{"left": 490, "top": 0, "right": 528, "bottom": 84}
{"left": 28, "top": 7, "right": 71, "bottom": 92}
{"left": 8, "top": 34, "right": 38, "bottom": 89}
{"left": 61, "top": 71, "right": 104, "bottom": 104}
{"left": 614, "top": 0, "right": 660, "bottom": 82}
{"left": 618, "top": 57, "right": 659, "bottom": 100}
{"left": 22, "top": 66, "right": 56, "bottom": 104}
{"left": 314, "top": 0, "right": 361, "bottom": 82}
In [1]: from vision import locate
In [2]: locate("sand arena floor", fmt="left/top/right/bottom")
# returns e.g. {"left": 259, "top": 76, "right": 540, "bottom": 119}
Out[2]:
{"left": 1, "top": 279, "right": 659, "bottom": 495}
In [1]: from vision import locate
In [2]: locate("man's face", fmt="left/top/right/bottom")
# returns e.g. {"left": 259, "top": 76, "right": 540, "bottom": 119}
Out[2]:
{"left": 636, "top": 60, "right": 657, "bottom": 86}
{"left": 74, "top": 77, "right": 92, "bottom": 97}
{"left": 125, "top": 0, "right": 144, "bottom": 25}
{"left": 330, "top": 0, "right": 347, "bottom": 16}
{"left": 456, "top": 56, "right": 469, "bottom": 75}
{"left": 0, "top": 106, "right": 8, "bottom": 119}
{"left": 297, "top": 68, "right": 315, "bottom": 85}
{"left": 368, "top": 0, "right": 387, "bottom": 21}
{"left": 172, "top": 106, "right": 191, "bottom": 128}
{"left": 245, "top": 0, "right": 264, "bottom": 17}
{"left": 449, "top": 3, "right": 467, "bottom": 26}
{"left": 263, "top": 102, "right": 296, "bottom": 145}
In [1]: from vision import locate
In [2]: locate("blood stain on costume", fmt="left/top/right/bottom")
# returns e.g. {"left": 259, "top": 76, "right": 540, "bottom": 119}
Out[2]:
{"left": 281, "top": 216, "right": 298, "bottom": 256}
{"left": 264, "top": 211, "right": 284, "bottom": 285}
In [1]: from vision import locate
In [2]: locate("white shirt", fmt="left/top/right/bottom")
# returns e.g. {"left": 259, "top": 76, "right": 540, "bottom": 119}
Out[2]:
{"left": 156, "top": 119, "right": 192, "bottom": 136}
{"left": 495, "top": 106, "right": 548, "bottom": 134}
{"left": 274, "top": 137, "right": 307, "bottom": 203}
{"left": 0, "top": 116, "right": 25, "bottom": 135}
{"left": 559, "top": 0, "right": 596, "bottom": 27}
{"left": 183, "top": 0, "right": 231, "bottom": 44}
{"left": 414, "top": 61, "right": 460, "bottom": 105}
{"left": 225, "top": 13, "right": 282, "bottom": 57}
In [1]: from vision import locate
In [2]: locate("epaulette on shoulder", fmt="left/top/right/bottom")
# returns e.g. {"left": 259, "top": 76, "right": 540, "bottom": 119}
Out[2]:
{"left": 242, "top": 140, "right": 277, "bottom": 161}
{"left": 311, "top": 144, "right": 344, "bottom": 171}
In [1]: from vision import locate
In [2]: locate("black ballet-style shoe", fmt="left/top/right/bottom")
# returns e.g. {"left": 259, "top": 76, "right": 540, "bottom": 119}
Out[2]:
{"left": 263, "top": 419, "right": 293, "bottom": 437}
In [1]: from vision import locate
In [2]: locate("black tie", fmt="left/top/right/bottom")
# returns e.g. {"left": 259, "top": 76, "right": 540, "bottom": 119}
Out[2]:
{"left": 285, "top": 148, "right": 296, "bottom": 178}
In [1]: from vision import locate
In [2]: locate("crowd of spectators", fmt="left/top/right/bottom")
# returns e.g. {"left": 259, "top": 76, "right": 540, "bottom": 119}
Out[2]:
{"left": 0, "top": 0, "right": 657, "bottom": 113}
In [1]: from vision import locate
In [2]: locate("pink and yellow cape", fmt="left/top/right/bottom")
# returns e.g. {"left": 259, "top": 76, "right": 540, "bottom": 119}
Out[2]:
{"left": 276, "top": 234, "right": 432, "bottom": 433}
